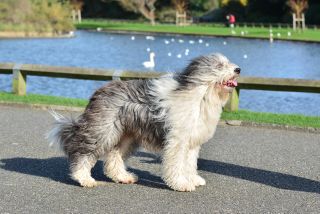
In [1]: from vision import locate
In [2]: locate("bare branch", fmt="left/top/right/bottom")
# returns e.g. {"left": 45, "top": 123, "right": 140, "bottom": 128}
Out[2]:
{"left": 287, "top": 0, "right": 308, "bottom": 18}
{"left": 116, "top": 0, "right": 157, "bottom": 25}
{"left": 172, "top": 0, "right": 188, "bottom": 14}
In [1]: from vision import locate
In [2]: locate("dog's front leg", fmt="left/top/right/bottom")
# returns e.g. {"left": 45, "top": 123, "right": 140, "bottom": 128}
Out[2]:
{"left": 186, "top": 146, "right": 206, "bottom": 187}
{"left": 162, "top": 139, "right": 196, "bottom": 192}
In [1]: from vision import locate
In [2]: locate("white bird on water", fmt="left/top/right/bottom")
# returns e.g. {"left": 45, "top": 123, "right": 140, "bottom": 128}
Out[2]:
{"left": 143, "top": 52, "right": 155, "bottom": 69}
{"left": 185, "top": 49, "right": 189, "bottom": 56}
{"left": 146, "top": 36, "right": 155, "bottom": 40}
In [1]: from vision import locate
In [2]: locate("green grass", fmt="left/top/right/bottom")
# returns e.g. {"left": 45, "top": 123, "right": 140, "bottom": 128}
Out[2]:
{"left": 222, "top": 110, "right": 320, "bottom": 129}
{"left": 0, "top": 92, "right": 87, "bottom": 107}
{"left": 76, "top": 19, "right": 320, "bottom": 42}
{"left": 1, "top": 92, "right": 319, "bottom": 129}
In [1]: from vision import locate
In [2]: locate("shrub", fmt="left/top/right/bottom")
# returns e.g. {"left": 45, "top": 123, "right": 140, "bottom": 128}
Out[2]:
{"left": 0, "top": 0, "right": 74, "bottom": 34}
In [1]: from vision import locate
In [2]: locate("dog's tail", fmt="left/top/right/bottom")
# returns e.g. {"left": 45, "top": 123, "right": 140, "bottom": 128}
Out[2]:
{"left": 46, "top": 110, "right": 77, "bottom": 154}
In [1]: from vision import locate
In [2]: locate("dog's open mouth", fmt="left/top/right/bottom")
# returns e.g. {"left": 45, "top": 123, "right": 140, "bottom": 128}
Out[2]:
{"left": 222, "top": 78, "right": 238, "bottom": 88}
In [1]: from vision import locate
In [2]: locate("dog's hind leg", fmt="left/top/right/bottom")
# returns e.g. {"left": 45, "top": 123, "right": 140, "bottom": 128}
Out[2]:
{"left": 103, "top": 137, "right": 138, "bottom": 184}
{"left": 69, "top": 154, "right": 98, "bottom": 188}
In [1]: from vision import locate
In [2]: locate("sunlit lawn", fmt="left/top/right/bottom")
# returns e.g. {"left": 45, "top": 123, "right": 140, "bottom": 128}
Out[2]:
{"left": 76, "top": 19, "right": 320, "bottom": 42}
{"left": 0, "top": 92, "right": 87, "bottom": 107}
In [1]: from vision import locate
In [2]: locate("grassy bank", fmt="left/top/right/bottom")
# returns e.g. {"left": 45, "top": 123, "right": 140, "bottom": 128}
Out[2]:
{"left": 0, "top": 92, "right": 87, "bottom": 107}
{"left": 76, "top": 19, "right": 320, "bottom": 42}
{"left": 221, "top": 110, "right": 320, "bottom": 129}
{"left": 1, "top": 92, "right": 319, "bottom": 129}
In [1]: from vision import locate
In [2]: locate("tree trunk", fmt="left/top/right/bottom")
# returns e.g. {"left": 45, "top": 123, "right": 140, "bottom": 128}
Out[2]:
{"left": 138, "top": 4, "right": 155, "bottom": 25}
{"left": 116, "top": 0, "right": 156, "bottom": 25}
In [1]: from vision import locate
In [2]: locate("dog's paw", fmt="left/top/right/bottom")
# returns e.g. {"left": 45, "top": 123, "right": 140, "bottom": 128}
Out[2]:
{"left": 113, "top": 172, "right": 138, "bottom": 184}
{"left": 191, "top": 175, "right": 206, "bottom": 187}
{"left": 79, "top": 178, "right": 98, "bottom": 188}
{"left": 168, "top": 176, "right": 196, "bottom": 192}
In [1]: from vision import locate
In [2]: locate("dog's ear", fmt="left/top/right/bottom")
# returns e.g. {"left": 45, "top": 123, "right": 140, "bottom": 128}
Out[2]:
{"left": 207, "top": 53, "right": 228, "bottom": 69}
{"left": 216, "top": 62, "right": 224, "bottom": 69}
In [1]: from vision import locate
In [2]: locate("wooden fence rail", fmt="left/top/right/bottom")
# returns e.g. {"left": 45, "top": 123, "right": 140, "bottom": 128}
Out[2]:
{"left": 1, "top": 63, "right": 320, "bottom": 111}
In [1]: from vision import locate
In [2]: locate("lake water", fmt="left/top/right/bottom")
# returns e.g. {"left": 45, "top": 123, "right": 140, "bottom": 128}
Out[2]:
{"left": 0, "top": 30, "right": 319, "bottom": 116}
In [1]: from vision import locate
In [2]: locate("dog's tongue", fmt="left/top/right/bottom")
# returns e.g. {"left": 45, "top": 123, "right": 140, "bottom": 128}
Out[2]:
{"left": 226, "top": 79, "right": 238, "bottom": 87}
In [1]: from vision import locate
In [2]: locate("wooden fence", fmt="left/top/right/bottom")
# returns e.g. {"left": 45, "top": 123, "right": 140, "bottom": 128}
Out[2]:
{"left": 1, "top": 63, "right": 320, "bottom": 111}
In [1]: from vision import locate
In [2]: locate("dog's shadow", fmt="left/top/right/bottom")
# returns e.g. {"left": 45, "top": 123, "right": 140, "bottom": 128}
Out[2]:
{"left": 137, "top": 151, "right": 320, "bottom": 194}
{"left": 0, "top": 152, "right": 319, "bottom": 193}
{"left": 0, "top": 155, "right": 168, "bottom": 190}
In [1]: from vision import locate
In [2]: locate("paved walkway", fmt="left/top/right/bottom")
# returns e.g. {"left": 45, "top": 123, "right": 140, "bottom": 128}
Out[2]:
{"left": 0, "top": 105, "right": 319, "bottom": 213}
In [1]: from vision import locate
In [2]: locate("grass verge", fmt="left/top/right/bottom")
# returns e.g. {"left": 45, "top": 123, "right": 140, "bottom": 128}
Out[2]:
{"left": 1, "top": 92, "right": 319, "bottom": 129}
{"left": 222, "top": 110, "right": 320, "bottom": 129}
{"left": 0, "top": 92, "right": 87, "bottom": 107}
{"left": 76, "top": 19, "right": 320, "bottom": 43}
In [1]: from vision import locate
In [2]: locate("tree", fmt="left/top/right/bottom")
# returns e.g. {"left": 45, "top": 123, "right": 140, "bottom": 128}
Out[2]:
{"left": 246, "top": 0, "right": 288, "bottom": 23}
{"left": 69, "top": 0, "right": 84, "bottom": 22}
{"left": 0, "top": 0, "right": 32, "bottom": 24}
{"left": 287, "top": 0, "right": 308, "bottom": 18}
{"left": 115, "top": 0, "right": 157, "bottom": 25}
{"left": 189, "top": 0, "right": 222, "bottom": 11}
{"left": 222, "top": 0, "right": 247, "bottom": 7}
{"left": 172, "top": 0, "right": 187, "bottom": 13}
{"left": 70, "top": 0, "right": 84, "bottom": 10}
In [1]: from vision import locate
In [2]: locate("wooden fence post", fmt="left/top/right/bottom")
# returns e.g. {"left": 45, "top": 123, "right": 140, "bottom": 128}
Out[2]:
{"left": 224, "top": 88, "right": 240, "bottom": 112}
{"left": 12, "top": 64, "right": 27, "bottom": 96}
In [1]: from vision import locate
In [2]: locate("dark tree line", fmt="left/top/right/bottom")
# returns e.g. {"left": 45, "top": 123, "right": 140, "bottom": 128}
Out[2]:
{"left": 81, "top": 0, "right": 320, "bottom": 24}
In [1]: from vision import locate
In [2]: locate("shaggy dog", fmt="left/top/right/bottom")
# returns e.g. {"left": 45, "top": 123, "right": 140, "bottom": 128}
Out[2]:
{"left": 47, "top": 53, "right": 240, "bottom": 192}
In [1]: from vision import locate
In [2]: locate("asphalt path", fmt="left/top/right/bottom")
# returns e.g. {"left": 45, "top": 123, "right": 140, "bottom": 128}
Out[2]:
{"left": 0, "top": 105, "right": 319, "bottom": 213}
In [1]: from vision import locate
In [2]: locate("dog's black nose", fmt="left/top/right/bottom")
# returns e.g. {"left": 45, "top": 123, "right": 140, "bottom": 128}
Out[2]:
{"left": 234, "top": 68, "right": 241, "bottom": 74}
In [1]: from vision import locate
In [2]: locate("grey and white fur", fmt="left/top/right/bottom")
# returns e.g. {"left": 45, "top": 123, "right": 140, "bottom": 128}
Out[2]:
{"left": 47, "top": 53, "right": 240, "bottom": 191}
